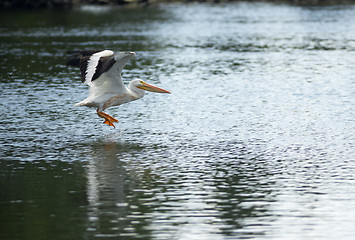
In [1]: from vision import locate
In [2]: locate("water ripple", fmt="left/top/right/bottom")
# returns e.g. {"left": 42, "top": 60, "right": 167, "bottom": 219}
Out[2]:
{"left": 1, "top": 2, "right": 354, "bottom": 240}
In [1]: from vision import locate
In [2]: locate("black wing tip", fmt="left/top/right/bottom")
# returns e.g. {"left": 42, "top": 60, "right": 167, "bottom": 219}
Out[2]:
{"left": 79, "top": 56, "right": 90, "bottom": 83}
{"left": 66, "top": 49, "right": 105, "bottom": 67}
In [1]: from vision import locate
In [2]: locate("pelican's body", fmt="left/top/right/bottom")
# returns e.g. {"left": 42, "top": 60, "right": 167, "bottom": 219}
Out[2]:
{"left": 72, "top": 50, "right": 170, "bottom": 128}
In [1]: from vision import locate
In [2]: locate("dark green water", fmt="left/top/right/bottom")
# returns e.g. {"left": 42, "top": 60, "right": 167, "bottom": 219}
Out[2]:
{"left": 1, "top": 3, "right": 354, "bottom": 239}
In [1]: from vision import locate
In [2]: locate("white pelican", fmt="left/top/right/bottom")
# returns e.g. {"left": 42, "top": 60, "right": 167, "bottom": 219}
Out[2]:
{"left": 72, "top": 50, "right": 171, "bottom": 128}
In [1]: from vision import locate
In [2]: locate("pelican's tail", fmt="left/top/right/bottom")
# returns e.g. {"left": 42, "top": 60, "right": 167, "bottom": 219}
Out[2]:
{"left": 74, "top": 102, "right": 84, "bottom": 107}
{"left": 74, "top": 99, "right": 91, "bottom": 107}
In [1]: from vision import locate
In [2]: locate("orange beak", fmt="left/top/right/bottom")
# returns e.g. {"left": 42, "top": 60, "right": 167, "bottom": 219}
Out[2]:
{"left": 138, "top": 81, "right": 171, "bottom": 94}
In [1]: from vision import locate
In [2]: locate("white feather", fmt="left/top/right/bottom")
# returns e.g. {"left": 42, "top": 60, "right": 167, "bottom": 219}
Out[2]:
{"left": 84, "top": 50, "right": 114, "bottom": 84}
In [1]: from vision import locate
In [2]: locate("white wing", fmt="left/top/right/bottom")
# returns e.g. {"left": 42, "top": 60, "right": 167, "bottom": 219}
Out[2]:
{"left": 84, "top": 50, "right": 113, "bottom": 84}
{"left": 79, "top": 50, "right": 136, "bottom": 100}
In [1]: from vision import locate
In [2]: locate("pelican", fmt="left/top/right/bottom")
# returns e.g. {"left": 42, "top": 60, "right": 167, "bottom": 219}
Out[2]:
{"left": 71, "top": 50, "right": 171, "bottom": 128}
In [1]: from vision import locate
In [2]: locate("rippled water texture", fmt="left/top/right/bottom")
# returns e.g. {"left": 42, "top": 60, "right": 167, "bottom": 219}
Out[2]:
{"left": 1, "top": 3, "right": 354, "bottom": 239}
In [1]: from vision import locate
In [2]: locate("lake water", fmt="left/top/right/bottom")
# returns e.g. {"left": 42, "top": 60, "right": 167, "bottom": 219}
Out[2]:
{"left": 0, "top": 2, "right": 354, "bottom": 239}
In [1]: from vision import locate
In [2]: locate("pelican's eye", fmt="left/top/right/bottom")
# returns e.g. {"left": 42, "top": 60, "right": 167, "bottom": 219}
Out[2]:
{"left": 139, "top": 80, "right": 145, "bottom": 84}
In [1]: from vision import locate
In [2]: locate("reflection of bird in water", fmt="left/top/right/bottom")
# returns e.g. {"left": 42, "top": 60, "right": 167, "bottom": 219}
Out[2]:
{"left": 67, "top": 50, "right": 171, "bottom": 128}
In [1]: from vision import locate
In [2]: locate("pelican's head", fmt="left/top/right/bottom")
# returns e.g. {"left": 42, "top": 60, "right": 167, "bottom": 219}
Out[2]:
{"left": 130, "top": 79, "right": 171, "bottom": 94}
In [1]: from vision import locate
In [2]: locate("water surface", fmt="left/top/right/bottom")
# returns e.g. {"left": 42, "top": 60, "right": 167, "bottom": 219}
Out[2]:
{"left": 0, "top": 3, "right": 354, "bottom": 239}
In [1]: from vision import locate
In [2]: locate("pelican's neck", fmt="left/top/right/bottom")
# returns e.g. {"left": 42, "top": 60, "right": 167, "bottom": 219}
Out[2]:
{"left": 127, "top": 81, "right": 145, "bottom": 100}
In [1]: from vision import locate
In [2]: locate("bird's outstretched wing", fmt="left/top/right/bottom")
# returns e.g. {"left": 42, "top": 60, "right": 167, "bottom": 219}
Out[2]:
{"left": 79, "top": 50, "right": 135, "bottom": 96}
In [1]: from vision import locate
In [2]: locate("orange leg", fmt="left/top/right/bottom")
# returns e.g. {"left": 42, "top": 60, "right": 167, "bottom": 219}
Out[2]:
{"left": 97, "top": 109, "right": 118, "bottom": 128}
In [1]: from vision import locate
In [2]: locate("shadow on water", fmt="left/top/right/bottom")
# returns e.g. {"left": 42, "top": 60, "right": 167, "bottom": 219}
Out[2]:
{"left": 73, "top": 134, "right": 275, "bottom": 239}
{"left": 72, "top": 136, "right": 162, "bottom": 238}
{"left": 82, "top": 139, "right": 149, "bottom": 238}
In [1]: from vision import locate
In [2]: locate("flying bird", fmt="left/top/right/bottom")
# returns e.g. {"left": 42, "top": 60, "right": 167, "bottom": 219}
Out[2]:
{"left": 69, "top": 50, "right": 171, "bottom": 128}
